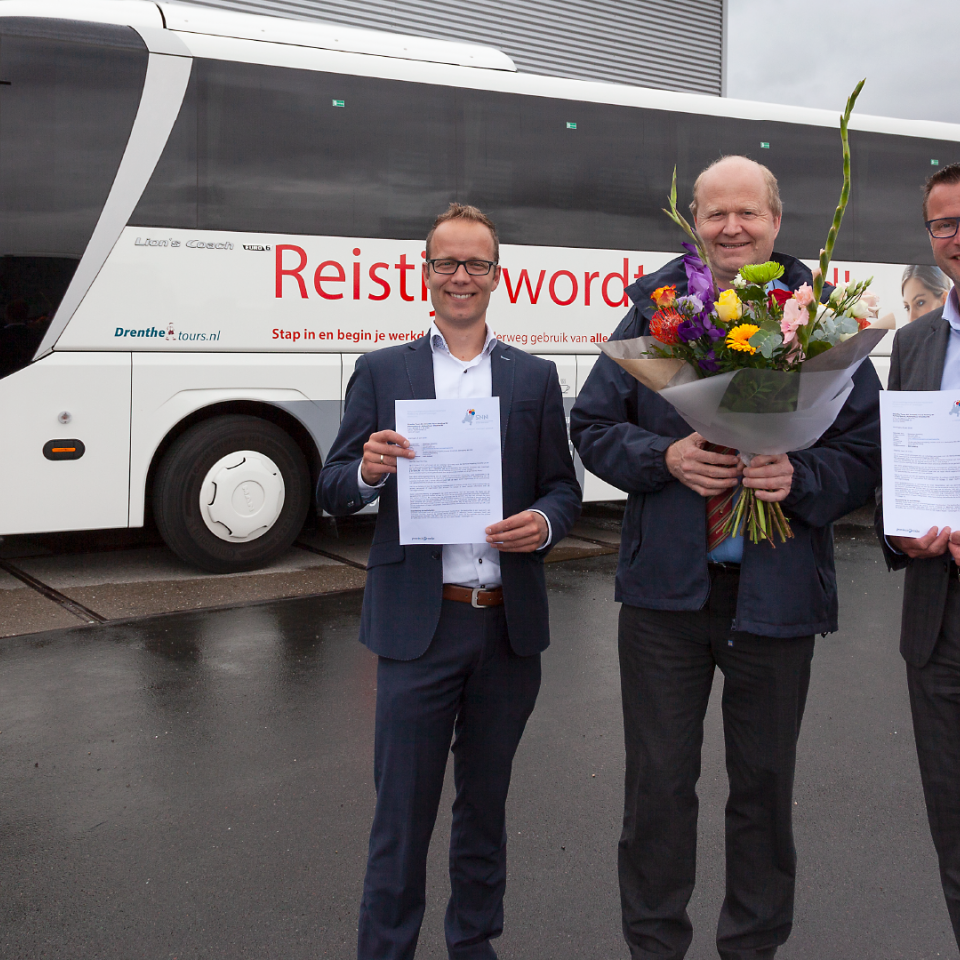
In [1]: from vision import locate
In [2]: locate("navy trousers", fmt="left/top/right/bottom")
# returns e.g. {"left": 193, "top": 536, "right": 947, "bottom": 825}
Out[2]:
{"left": 907, "top": 575, "right": 960, "bottom": 948}
{"left": 358, "top": 598, "right": 541, "bottom": 960}
{"left": 618, "top": 568, "right": 814, "bottom": 960}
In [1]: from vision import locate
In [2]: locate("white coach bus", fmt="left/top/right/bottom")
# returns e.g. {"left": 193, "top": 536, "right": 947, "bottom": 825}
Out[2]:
{"left": 1, "top": 0, "right": 957, "bottom": 571}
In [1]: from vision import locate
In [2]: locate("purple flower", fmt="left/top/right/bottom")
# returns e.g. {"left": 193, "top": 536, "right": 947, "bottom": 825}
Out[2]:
{"left": 677, "top": 294, "right": 703, "bottom": 313}
{"left": 682, "top": 243, "right": 715, "bottom": 306}
{"left": 698, "top": 350, "right": 719, "bottom": 373}
{"left": 677, "top": 315, "right": 705, "bottom": 342}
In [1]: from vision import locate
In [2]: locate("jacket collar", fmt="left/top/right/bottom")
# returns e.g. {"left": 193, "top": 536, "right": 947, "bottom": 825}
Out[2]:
{"left": 401, "top": 334, "right": 514, "bottom": 450}
{"left": 917, "top": 306, "right": 950, "bottom": 391}
{"left": 402, "top": 335, "right": 436, "bottom": 400}
{"left": 491, "top": 341, "right": 515, "bottom": 452}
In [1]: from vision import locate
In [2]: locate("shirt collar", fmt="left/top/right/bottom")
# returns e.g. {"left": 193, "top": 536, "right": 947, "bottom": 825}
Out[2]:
{"left": 429, "top": 322, "right": 498, "bottom": 360}
{"left": 945, "top": 286, "right": 960, "bottom": 334}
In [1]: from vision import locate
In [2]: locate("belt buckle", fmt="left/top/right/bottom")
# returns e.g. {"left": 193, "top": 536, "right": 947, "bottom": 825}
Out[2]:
{"left": 471, "top": 587, "right": 484, "bottom": 608}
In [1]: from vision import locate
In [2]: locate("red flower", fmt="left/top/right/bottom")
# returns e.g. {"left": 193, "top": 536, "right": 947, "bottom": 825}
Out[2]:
{"left": 768, "top": 289, "right": 792, "bottom": 308}
{"left": 650, "top": 307, "right": 683, "bottom": 345}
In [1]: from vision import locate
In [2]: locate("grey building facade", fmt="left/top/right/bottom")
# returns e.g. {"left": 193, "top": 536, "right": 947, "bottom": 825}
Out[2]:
{"left": 177, "top": 0, "right": 725, "bottom": 95}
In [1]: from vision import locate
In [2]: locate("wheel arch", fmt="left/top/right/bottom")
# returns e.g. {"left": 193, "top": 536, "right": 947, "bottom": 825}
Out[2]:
{"left": 143, "top": 399, "right": 322, "bottom": 526}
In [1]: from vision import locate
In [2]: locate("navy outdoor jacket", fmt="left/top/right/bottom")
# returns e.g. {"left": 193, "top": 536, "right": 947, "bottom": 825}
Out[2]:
{"left": 570, "top": 252, "right": 882, "bottom": 638}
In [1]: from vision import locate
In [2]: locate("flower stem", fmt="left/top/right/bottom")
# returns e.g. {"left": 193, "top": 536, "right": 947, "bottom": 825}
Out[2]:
{"left": 662, "top": 166, "right": 716, "bottom": 295}
{"left": 720, "top": 489, "right": 794, "bottom": 547}
{"left": 807, "top": 79, "right": 865, "bottom": 335}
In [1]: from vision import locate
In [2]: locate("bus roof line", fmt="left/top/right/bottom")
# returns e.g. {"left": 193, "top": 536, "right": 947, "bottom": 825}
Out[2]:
{"left": 4, "top": 2, "right": 960, "bottom": 139}
{"left": 170, "top": 30, "right": 960, "bottom": 145}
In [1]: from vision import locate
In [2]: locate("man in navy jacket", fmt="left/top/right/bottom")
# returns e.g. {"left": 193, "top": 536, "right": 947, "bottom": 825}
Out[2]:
{"left": 570, "top": 157, "right": 881, "bottom": 960}
{"left": 319, "top": 203, "right": 580, "bottom": 960}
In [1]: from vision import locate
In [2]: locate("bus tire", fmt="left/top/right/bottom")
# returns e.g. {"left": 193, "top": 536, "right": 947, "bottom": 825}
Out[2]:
{"left": 153, "top": 414, "right": 311, "bottom": 573}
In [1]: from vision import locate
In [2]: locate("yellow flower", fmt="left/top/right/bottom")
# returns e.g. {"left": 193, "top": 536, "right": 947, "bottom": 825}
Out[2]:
{"left": 726, "top": 323, "right": 760, "bottom": 354}
{"left": 715, "top": 289, "right": 743, "bottom": 324}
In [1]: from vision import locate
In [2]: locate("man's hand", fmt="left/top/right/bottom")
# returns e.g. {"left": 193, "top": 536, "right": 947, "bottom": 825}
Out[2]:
{"left": 742, "top": 454, "right": 794, "bottom": 503}
{"left": 665, "top": 433, "right": 740, "bottom": 497}
{"left": 360, "top": 429, "right": 414, "bottom": 486}
{"left": 950, "top": 530, "right": 960, "bottom": 565}
{"left": 486, "top": 511, "right": 548, "bottom": 553}
{"left": 889, "top": 527, "right": 952, "bottom": 560}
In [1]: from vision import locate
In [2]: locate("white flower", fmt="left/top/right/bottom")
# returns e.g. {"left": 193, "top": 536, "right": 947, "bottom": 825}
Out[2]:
{"left": 732, "top": 274, "right": 747, "bottom": 289}
{"left": 829, "top": 283, "right": 846, "bottom": 302}
{"left": 849, "top": 299, "right": 869, "bottom": 320}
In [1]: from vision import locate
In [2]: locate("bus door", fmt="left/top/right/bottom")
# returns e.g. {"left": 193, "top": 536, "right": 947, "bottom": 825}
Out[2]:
{"left": 0, "top": 18, "right": 148, "bottom": 534}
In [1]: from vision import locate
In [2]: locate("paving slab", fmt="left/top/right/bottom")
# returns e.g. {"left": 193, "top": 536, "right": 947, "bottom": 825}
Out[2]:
{"left": 544, "top": 536, "right": 618, "bottom": 563}
{"left": 570, "top": 520, "right": 622, "bottom": 546}
{"left": 0, "top": 568, "right": 85, "bottom": 638}
{"left": 11, "top": 547, "right": 365, "bottom": 621}
{"left": 298, "top": 521, "right": 375, "bottom": 569}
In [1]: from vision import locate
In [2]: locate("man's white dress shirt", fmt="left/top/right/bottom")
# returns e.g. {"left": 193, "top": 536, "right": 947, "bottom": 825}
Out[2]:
{"left": 357, "top": 323, "right": 552, "bottom": 587}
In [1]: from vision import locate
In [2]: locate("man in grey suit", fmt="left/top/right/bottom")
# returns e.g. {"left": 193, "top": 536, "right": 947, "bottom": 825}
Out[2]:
{"left": 878, "top": 161, "right": 960, "bottom": 947}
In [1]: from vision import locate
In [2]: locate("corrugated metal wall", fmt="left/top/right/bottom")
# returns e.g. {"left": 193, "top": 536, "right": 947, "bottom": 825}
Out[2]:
{"left": 175, "top": 0, "right": 724, "bottom": 94}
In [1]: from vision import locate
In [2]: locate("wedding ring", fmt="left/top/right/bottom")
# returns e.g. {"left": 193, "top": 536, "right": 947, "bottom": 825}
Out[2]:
{"left": 379, "top": 454, "right": 384, "bottom": 464}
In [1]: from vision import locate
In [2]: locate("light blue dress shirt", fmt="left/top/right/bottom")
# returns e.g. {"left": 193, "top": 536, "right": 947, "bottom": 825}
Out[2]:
{"left": 940, "top": 286, "right": 960, "bottom": 390}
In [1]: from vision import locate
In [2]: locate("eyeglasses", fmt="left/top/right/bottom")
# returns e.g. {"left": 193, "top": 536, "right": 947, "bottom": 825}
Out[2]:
{"left": 925, "top": 216, "right": 960, "bottom": 239}
{"left": 425, "top": 258, "right": 498, "bottom": 276}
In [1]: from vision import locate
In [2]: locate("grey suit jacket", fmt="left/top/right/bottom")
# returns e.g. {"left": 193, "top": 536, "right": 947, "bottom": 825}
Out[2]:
{"left": 876, "top": 306, "right": 953, "bottom": 667}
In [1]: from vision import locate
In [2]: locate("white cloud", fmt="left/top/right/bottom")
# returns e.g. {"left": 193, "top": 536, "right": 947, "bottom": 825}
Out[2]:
{"left": 726, "top": 0, "right": 960, "bottom": 124}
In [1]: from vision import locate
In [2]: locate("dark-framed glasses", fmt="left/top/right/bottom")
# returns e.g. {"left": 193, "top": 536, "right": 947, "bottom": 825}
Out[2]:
{"left": 925, "top": 216, "right": 960, "bottom": 239}
{"left": 426, "top": 258, "right": 498, "bottom": 276}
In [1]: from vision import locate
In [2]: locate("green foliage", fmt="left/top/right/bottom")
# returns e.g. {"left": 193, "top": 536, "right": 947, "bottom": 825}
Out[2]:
{"left": 748, "top": 328, "right": 784, "bottom": 359}
{"left": 735, "top": 283, "right": 769, "bottom": 304}
{"left": 804, "top": 340, "right": 833, "bottom": 358}
{"left": 718, "top": 368, "right": 800, "bottom": 413}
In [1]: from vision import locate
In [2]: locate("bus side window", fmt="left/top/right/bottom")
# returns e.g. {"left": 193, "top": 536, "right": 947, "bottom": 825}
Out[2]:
{"left": 0, "top": 18, "right": 148, "bottom": 380}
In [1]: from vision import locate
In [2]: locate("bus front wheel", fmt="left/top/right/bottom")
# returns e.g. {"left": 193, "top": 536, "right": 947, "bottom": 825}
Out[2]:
{"left": 153, "top": 415, "right": 311, "bottom": 573}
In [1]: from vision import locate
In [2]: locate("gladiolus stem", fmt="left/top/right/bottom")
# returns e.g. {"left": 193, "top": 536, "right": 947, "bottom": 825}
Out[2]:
{"left": 807, "top": 79, "right": 865, "bottom": 335}
{"left": 662, "top": 167, "right": 716, "bottom": 298}
{"left": 721, "top": 489, "right": 794, "bottom": 547}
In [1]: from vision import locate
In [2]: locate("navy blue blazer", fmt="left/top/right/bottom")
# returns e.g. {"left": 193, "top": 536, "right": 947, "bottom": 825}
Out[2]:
{"left": 570, "top": 252, "right": 882, "bottom": 638}
{"left": 318, "top": 336, "right": 582, "bottom": 660}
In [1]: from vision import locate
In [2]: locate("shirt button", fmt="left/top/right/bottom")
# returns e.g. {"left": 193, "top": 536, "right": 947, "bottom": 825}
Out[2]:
{"left": 478, "top": 558, "right": 483, "bottom": 563}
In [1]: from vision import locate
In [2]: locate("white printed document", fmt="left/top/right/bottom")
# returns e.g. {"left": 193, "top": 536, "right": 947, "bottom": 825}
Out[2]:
{"left": 880, "top": 390, "right": 960, "bottom": 536}
{"left": 395, "top": 397, "right": 503, "bottom": 545}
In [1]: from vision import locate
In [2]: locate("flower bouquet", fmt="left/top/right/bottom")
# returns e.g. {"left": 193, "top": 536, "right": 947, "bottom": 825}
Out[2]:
{"left": 601, "top": 80, "right": 894, "bottom": 546}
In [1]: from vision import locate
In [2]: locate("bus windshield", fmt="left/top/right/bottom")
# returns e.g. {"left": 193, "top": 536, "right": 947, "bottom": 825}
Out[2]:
{"left": 0, "top": 17, "right": 147, "bottom": 379}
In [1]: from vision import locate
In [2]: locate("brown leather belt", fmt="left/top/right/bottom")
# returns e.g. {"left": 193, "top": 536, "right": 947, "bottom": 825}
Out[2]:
{"left": 442, "top": 584, "right": 504, "bottom": 608}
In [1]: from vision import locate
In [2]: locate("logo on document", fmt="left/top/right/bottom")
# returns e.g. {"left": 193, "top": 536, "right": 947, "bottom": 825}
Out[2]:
{"left": 951, "top": 400, "right": 960, "bottom": 417}
{"left": 462, "top": 408, "right": 476, "bottom": 424}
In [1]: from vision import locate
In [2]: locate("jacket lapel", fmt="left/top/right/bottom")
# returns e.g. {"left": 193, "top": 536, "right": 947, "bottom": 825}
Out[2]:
{"left": 491, "top": 342, "right": 515, "bottom": 453}
{"left": 919, "top": 308, "right": 949, "bottom": 391}
{"left": 402, "top": 335, "right": 436, "bottom": 400}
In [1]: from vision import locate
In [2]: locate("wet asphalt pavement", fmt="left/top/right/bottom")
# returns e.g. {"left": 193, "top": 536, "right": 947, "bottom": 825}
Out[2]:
{"left": 1, "top": 536, "right": 958, "bottom": 960}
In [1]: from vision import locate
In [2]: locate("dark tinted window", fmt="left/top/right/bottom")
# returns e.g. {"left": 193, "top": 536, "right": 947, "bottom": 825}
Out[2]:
{"left": 0, "top": 18, "right": 147, "bottom": 378}
{"left": 132, "top": 59, "right": 956, "bottom": 266}
{"left": 134, "top": 61, "right": 458, "bottom": 240}
{"left": 459, "top": 91, "right": 645, "bottom": 249}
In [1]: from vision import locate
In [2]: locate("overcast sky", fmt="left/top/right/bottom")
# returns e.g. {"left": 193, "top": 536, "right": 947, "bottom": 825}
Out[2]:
{"left": 726, "top": 0, "right": 959, "bottom": 124}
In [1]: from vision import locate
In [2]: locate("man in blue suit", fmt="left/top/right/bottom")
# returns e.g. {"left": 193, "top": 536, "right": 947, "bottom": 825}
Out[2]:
{"left": 319, "top": 203, "right": 581, "bottom": 960}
